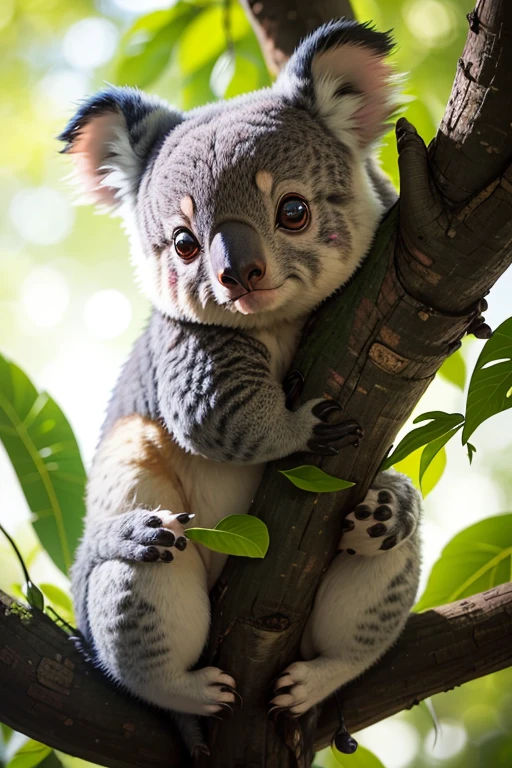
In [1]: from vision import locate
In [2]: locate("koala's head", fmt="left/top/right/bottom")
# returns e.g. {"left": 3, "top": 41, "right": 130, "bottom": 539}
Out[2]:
{"left": 60, "top": 20, "right": 398, "bottom": 330}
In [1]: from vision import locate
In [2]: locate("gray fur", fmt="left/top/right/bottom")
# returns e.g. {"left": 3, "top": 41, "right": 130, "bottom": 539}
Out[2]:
{"left": 62, "top": 18, "right": 421, "bottom": 743}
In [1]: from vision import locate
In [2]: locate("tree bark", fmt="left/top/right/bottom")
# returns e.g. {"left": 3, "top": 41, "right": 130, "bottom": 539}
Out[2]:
{"left": 204, "top": 1, "right": 512, "bottom": 765}
{"left": 1, "top": 584, "right": 511, "bottom": 768}
{"left": 239, "top": 1, "right": 354, "bottom": 73}
{"left": 3, "top": 2, "right": 512, "bottom": 767}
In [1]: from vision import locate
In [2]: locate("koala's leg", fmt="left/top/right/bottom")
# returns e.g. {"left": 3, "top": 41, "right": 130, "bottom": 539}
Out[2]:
{"left": 74, "top": 414, "right": 238, "bottom": 716}
{"left": 271, "top": 473, "right": 421, "bottom": 715}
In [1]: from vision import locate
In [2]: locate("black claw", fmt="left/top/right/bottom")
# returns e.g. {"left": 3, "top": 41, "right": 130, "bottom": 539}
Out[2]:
{"left": 217, "top": 702, "right": 234, "bottom": 717}
{"left": 175, "top": 536, "right": 187, "bottom": 551}
{"left": 470, "top": 321, "right": 492, "bottom": 339}
{"left": 177, "top": 513, "right": 193, "bottom": 524}
{"left": 312, "top": 399, "right": 344, "bottom": 419}
{"left": 341, "top": 518, "right": 355, "bottom": 532}
{"left": 142, "top": 546, "right": 160, "bottom": 562}
{"left": 283, "top": 369, "right": 304, "bottom": 409}
{"left": 221, "top": 685, "right": 243, "bottom": 707}
{"left": 312, "top": 420, "right": 361, "bottom": 440}
{"left": 145, "top": 515, "right": 162, "bottom": 528}
{"left": 192, "top": 744, "right": 210, "bottom": 758}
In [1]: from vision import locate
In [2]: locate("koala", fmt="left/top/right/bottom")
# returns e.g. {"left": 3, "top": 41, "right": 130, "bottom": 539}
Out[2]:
{"left": 62, "top": 19, "right": 421, "bottom": 745}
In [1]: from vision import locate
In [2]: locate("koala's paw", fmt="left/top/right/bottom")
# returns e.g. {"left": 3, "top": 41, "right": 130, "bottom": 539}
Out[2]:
{"left": 118, "top": 511, "right": 193, "bottom": 563}
{"left": 306, "top": 399, "right": 363, "bottom": 456}
{"left": 339, "top": 486, "right": 418, "bottom": 556}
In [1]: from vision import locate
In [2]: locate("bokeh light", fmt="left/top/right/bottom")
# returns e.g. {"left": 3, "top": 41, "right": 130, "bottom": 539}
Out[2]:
{"left": 63, "top": 17, "right": 118, "bottom": 71}
{"left": 20, "top": 266, "right": 70, "bottom": 330}
{"left": 424, "top": 721, "right": 468, "bottom": 760}
{"left": 83, "top": 288, "right": 132, "bottom": 340}
{"left": 360, "top": 718, "right": 421, "bottom": 768}
{"left": 9, "top": 187, "right": 74, "bottom": 246}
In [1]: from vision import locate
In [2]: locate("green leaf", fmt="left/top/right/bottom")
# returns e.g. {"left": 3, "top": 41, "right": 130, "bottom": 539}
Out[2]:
{"left": 381, "top": 411, "right": 464, "bottom": 470}
{"left": 467, "top": 441, "right": 477, "bottom": 464}
{"left": 419, "top": 425, "right": 462, "bottom": 491}
{"left": 178, "top": 3, "right": 250, "bottom": 77}
{"left": 6, "top": 740, "right": 52, "bottom": 768}
{"left": 224, "top": 54, "right": 261, "bottom": 97}
{"left": 25, "top": 581, "right": 45, "bottom": 611}
{"left": 0, "top": 354, "right": 86, "bottom": 574}
{"left": 186, "top": 514, "right": 269, "bottom": 558}
{"left": 40, "top": 583, "right": 74, "bottom": 621}
{"left": 116, "top": 4, "right": 204, "bottom": 87}
{"left": 331, "top": 744, "right": 385, "bottom": 767}
{"left": 279, "top": 465, "right": 355, "bottom": 493}
{"left": 415, "top": 514, "right": 512, "bottom": 612}
{"left": 463, "top": 317, "right": 512, "bottom": 444}
{"left": 438, "top": 348, "right": 467, "bottom": 390}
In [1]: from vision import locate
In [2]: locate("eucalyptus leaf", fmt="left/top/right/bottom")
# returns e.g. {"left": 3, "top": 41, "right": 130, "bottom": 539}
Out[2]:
{"left": 279, "top": 465, "right": 355, "bottom": 493}
{"left": 0, "top": 354, "right": 86, "bottom": 574}
{"left": 381, "top": 411, "right": 464, "bottom": 470}
{"left": 463, "top": 317, "right": 512, "bottom": 444}
{"left": 419, "top": 425, "right": 462, "bottom": 491}
{"left": 438, "top": 348, "right": 466, "bottom": 390}
{"left": 330, "top": 744, "right": 385, "bottom": 767}
{"left": 116, "top": 3, "right": 204, "bottom": 87}
{"left": 178, "top": 3, "right": 250, "bottom": 76}
{"left": 415, "top": 514, "right": 512, "bottom": 612}
{"left": 186, "top": 514, "right": 269, "bottom": 557}
{"left": 6, "top": 740, "right": 52, "bottom": 768}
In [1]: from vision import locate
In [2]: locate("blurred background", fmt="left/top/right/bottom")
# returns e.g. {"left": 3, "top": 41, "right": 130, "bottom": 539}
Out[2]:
{"left": 0, "top": 0, "right": 511, "bottom": 766}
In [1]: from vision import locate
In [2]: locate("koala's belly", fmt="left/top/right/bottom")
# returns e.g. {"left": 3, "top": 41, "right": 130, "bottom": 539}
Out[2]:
{"left": 174, "top": 450, "right": 265, "bottom": 585}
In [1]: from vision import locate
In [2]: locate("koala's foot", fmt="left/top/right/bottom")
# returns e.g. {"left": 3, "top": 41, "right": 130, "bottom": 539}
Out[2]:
{"left": 154, "top": 667, "right": 240, "bottom": 716}
{"left": 339, "top": 479, "right": 419, "bottom": 556}
{"left": 270, "top": 659, "right": 345, "bottom": 716}
{"left": 115, "top": 510, "right": 193, "bottom": 563}
{"left": 306, "top": 400, "right": 363, "bottom": 456}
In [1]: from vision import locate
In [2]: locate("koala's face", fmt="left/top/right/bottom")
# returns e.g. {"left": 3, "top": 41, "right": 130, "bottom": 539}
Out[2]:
{"left": 60, "top": 20, "right": 398, "bottom": 330}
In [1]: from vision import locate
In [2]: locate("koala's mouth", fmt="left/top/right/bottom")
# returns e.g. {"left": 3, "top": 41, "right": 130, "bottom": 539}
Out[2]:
{"left": 229, "top": 285, "right": 284, "bottom": 315}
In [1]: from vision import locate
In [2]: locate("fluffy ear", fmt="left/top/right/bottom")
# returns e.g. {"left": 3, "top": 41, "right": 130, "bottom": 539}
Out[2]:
{"left": 58, "top": 86, "right": 183, "bottom": 209}
{"left": 276, "top": 19, "right": 399, "bottom": 150}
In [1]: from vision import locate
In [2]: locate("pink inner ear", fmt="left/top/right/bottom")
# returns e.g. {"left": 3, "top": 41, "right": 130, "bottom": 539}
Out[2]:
{"left": 313, "top": 44, "right": 397, "bottom": 146}
{"left": 67, "top": 111, "right": 125, "bottom": 207}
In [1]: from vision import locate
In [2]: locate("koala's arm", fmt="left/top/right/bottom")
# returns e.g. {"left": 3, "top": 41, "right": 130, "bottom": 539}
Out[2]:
{"left": 153, "top": 322, "right": 361, "bottom": 464}
{"left": 71, "top": 413, "right": 191, "bottom": 641}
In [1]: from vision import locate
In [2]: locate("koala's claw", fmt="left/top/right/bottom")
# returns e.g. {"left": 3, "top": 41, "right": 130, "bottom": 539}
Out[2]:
{"left": 283, "top": 369, "right": 305, "bottom": 409}
{"left": 308, "top": 405, "right": 362, "bottom": 454}
{"left": 221, "top": 685, "right": 243, "bottom": 707}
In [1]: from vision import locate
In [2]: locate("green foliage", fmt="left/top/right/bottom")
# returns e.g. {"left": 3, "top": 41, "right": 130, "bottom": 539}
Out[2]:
{"left": 280, "top": 466, "right": 355, "bottom": 493}
{"left": 0, "top": 354, "right": 86, "bottom": 574}
{"left": 463, "top": 318, "right": 512, "bottom": 444}
{"left": 382, "top": 411, "right": 464, "bottom": 471}
{"left": 315, "top": 745, "right": 385, "bottom": 768}
{"left": 115, "top": 0, "right": 270, "bottom": 108}
{"left": 415, "top": 514, "right": 512, "bottom": 612}
{"left": 438, "top": 348, "right": 467, "bottom": 391}
{"left": 186, "top": 514, "right": 269, "bottom": 557}
{"left": 6, "top": 741, "right": 51, "bottom": 768}
{"left": 394, "top": 444, "right": 447, "bottom": 498}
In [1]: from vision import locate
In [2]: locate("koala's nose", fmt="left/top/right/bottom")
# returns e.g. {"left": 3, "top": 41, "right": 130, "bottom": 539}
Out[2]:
{"left": 210, "top": 221, "right": 266, "bottom": 294}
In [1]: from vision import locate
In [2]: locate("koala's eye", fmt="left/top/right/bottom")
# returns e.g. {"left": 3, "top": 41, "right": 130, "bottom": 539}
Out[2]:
{"left": 173, "top": 228, "right": 200, "bottom": 261}
{"left": 276, "top": 194, "right": 310, "bottom": 232}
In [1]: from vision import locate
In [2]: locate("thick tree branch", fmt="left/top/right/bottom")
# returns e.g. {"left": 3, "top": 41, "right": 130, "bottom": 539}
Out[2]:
{"left": 1, "top": 584, "right": 511, "bottom": 768}
{"left": 239, "top": 1, "right": 354, "bottom": 73}
{"left": 3, "top": 2, "right": 512, "bottom": 767}
{"left": 205, "top": 1, "right": 512, "bottom": 765}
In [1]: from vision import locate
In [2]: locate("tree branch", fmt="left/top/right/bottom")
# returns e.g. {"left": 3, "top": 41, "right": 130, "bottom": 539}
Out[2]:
{"left": 204, "top": 1, "right": 512, "bottom": 765}
{"left": 1, "top": 584, "right": 511, "bottom": 768}
{"left": 3, "top": 2, "right": 512, "bottom": 767}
